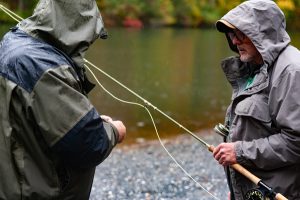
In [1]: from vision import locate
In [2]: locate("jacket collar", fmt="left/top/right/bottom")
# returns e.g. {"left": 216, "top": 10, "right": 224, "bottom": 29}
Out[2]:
{"left": 221, "top": 56, "right": 270, "bottom": 99}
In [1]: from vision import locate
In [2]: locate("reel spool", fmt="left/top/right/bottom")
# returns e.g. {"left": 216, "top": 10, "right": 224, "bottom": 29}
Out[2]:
{"left": 245, "top": 186, "right": 275, "bottom": 200}
{"left": 245, "top": 188, "right": 267, "bottom": 200}
{"left": 213, "top": 123, "right": 229, "bottom": 137}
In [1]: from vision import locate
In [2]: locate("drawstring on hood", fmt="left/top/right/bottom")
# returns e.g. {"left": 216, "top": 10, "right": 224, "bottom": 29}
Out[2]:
{"left": 217, "top": 0, "right": 290, "bottom": 66}
{"left": 17, "top": 0, "right": 107, "bottom": 68}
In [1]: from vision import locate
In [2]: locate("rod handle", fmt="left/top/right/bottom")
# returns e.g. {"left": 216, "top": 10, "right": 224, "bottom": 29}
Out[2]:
{"left": 231, "top": 163, "right": 260, "bottom": 184}
{"left": 275, "top": 193, "right": 288, "bottom": 200}
{"left": 208, "top": 145, "right": 261, "bottom": 184}
{"left": 208, "top": 145, "right": 288, "bottom": 200}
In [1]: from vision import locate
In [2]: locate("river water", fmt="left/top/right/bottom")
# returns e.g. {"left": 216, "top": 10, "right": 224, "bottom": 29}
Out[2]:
{"left": 1, "top": 25, "right": 300, "bottom": 144}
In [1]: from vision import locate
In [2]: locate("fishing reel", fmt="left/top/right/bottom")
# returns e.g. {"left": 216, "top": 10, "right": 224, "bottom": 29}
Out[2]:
{"left": 244, "top": 185, "right": 275, "bottom": 200}
{"left": 245, "top": 188, "right": 267, "bottom": 200}
{"left": 213, "top": 123, "right": 229, "bottom": 138}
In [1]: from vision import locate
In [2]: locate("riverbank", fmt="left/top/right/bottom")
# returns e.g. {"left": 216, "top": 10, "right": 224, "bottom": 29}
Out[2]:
{"left": 90, "top": 130, "right": 228, "bottom": 200}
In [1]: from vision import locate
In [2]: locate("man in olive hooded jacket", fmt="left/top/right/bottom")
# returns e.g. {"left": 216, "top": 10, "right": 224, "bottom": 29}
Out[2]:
{"left": 0, "top": 0, "right": 126, "bottom": 199}
{"left": 212, "top": 0, "right": 300, "bottom": 199}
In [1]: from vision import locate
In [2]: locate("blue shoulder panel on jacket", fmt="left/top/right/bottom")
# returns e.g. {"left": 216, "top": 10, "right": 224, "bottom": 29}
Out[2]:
{"left": 0, "top": 28, "right": 71, "bottom": 92}
{"left": 52, "top": 108, "right": 110, "bottom": 169}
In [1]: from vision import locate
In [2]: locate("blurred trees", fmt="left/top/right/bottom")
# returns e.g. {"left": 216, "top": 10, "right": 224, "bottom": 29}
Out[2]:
{"left": 98, "top": 0, "right": 300, "bottom": 29}
{"left": 1, "top": 0, "right": 300, "bottom": 29}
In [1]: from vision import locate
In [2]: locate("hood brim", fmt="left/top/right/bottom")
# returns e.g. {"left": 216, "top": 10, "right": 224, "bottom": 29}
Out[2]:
{"left": 216, "top": 19, "right": 236, "bottom": 33}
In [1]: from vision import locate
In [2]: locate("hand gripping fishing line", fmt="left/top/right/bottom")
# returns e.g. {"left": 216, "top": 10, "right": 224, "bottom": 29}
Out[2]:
{"left": 0, "top": 4, "right": 288, "bottom": 200}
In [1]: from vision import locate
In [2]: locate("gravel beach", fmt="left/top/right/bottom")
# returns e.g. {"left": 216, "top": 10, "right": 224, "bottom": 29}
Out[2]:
{"left": 90, "top": 130, "right": 229, "bottom": 200}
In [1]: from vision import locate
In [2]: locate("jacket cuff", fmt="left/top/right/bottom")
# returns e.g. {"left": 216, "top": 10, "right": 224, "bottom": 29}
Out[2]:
{"left": 103, "top": 122, "right": 119, "bottom": 147}
{"left": 234, "top": 141, "right": 251, "bottom": 167}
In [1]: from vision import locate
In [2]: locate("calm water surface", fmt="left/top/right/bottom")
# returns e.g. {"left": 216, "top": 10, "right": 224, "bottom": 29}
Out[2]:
{"left": 86, "top": 27, "right": 233, "bottom": 144}
{"left": 1, "top": 25, "right": 300, "bottom": 144}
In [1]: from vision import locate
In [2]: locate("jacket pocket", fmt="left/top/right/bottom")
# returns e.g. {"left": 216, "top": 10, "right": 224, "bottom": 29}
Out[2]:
{"left": 235, "top": 94, "right": 271, "bottom": 123}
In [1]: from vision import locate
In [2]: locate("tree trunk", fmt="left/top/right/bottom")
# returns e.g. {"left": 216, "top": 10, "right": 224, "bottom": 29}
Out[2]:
{"left": 18, "top": 0, "right": 25, "bottom": 11}
{"left": 7, "top": 0, "right": 25, "bottom": 11}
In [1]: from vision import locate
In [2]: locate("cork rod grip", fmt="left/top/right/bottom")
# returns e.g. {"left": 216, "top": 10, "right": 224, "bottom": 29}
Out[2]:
{"left": 208, "top": 145, "right": 288, "bottom": 200}
{"left": 275, "top": 193, "right": 288, "bottom": 200}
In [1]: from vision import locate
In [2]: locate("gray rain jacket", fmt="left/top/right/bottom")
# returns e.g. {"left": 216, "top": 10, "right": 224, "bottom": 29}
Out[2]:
{"left": 0, "top": 0, "right": 118, "bottom": 199}
{"left": 219, "top": 0, "right": 300, "bottom": 199}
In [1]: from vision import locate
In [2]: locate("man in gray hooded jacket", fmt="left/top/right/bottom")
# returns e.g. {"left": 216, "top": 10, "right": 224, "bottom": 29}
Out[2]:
{"left": 0, "top": 0, "right": 126, "bottom": 199}
{"left": 212, "top": 0, "right": 300, "bottom": 199}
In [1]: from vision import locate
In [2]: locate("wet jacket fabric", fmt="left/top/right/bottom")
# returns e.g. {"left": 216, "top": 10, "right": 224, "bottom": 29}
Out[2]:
{"left": 0, "top": 0, "right": 118, "bottom": 199}
{"left": 219, "top": 0, "right": 300, "bottom": 199}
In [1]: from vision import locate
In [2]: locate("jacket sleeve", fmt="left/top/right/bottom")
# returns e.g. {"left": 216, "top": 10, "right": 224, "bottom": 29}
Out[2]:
{"left": 31, "top": 65, "right": 119, "bottom": 168}
{"left": 235, "top": 66, "right": 300, "bottom": 169}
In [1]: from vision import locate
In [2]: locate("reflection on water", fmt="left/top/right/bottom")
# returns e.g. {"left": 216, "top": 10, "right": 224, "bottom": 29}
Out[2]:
{"left": 1, "top": 25, "right": 300, "bottom": 145}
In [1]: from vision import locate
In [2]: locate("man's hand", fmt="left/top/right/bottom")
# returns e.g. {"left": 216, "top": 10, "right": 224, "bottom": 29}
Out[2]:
{"left": 110, "top": 120, "right": 126, "bottom": 143}
{"left": 101, "top": 115, "right": 126, "bottom": 143}
{"left": 213, "top": 142, "right": 237, "bottom": 166}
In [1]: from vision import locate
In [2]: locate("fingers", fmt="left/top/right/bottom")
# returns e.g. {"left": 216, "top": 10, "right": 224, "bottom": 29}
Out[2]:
{"left": 100, "top": 115, "right": 113, "bottom": 122}
{"left": 110, "top": 120, "right": 126, "bottom": 143}
{"left": 213, "top": 143, "right": 237, "bottom": 166}
{"left": 213, "top": 146, "right": 226, "bottom": 165}
{"left": 100, "top": 115, "right": 127, "bottom": 143}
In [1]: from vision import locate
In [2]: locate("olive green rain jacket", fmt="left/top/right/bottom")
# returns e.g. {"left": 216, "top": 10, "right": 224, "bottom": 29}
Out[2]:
{"left": 0, "top": 0, "right": 119, "bottom": 199}
{"left": 217, "top": 0, "right": 300, "bottom": 199}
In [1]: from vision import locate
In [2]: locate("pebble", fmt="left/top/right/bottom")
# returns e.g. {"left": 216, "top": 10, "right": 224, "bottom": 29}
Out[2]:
{"left": 90, "top": 130, "right": 229, "bottom": 200}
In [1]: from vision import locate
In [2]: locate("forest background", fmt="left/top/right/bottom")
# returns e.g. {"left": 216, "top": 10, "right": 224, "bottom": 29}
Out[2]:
{"left": 1, "top": 0, "right": 299, "bottom": 29}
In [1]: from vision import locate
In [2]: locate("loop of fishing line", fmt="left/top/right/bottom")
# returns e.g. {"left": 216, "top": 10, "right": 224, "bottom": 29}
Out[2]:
{"left": 85, "top": 64, "right": 220, "bottom": 200}
{"left": 0, "top": 4, "right": 220, "bottom": 199}
{"left": 84, "top": 60, "right": 210, "bottom": 148}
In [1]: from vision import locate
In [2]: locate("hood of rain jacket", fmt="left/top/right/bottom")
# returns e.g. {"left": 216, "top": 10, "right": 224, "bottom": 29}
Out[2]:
{"left": 217, "top": 0, "right": 300, "bottom": 199}
{"left": 0, "top": 1, "right": 119, "bottom": 199}
{"left": 220, "top": 0, "right": 290, "bottom": 66}
{"left": 18, "top": 0, "right": 107, "bottom": 67}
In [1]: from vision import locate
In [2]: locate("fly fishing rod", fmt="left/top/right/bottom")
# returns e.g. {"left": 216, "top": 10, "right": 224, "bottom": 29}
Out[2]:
{"left": 0, "top": 4, "right": 288, "bottom": 200}
{"left": 85, "top": 60, "right": 288, "bottom": 200}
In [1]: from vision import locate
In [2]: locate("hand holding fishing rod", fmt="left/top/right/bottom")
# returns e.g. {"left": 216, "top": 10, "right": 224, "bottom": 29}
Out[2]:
{"left": 209, "top": 124, "right": 288, "bottom": 200}
{"left": 210, "top": 146, "right": 287, "bottom": 200}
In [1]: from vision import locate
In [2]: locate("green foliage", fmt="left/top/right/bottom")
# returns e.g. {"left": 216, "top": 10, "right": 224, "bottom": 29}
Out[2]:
{"left": 2, "top": 0, "right": 300, "bottom": 29}
{"left": 156, "top": 0, "right": 175, "bottom": 25}
{"left": 172, "top": 0, "right": 202, "bottom": 27}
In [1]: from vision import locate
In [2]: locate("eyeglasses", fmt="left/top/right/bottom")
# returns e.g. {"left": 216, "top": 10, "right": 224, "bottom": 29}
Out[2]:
{"left": 228, "top": 30, "right": 246, "bottom": 42}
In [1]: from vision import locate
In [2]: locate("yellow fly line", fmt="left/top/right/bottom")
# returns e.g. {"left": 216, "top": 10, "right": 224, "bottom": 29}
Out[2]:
{"left": 0, "top": 3, "right": 23, "bottom": 22}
